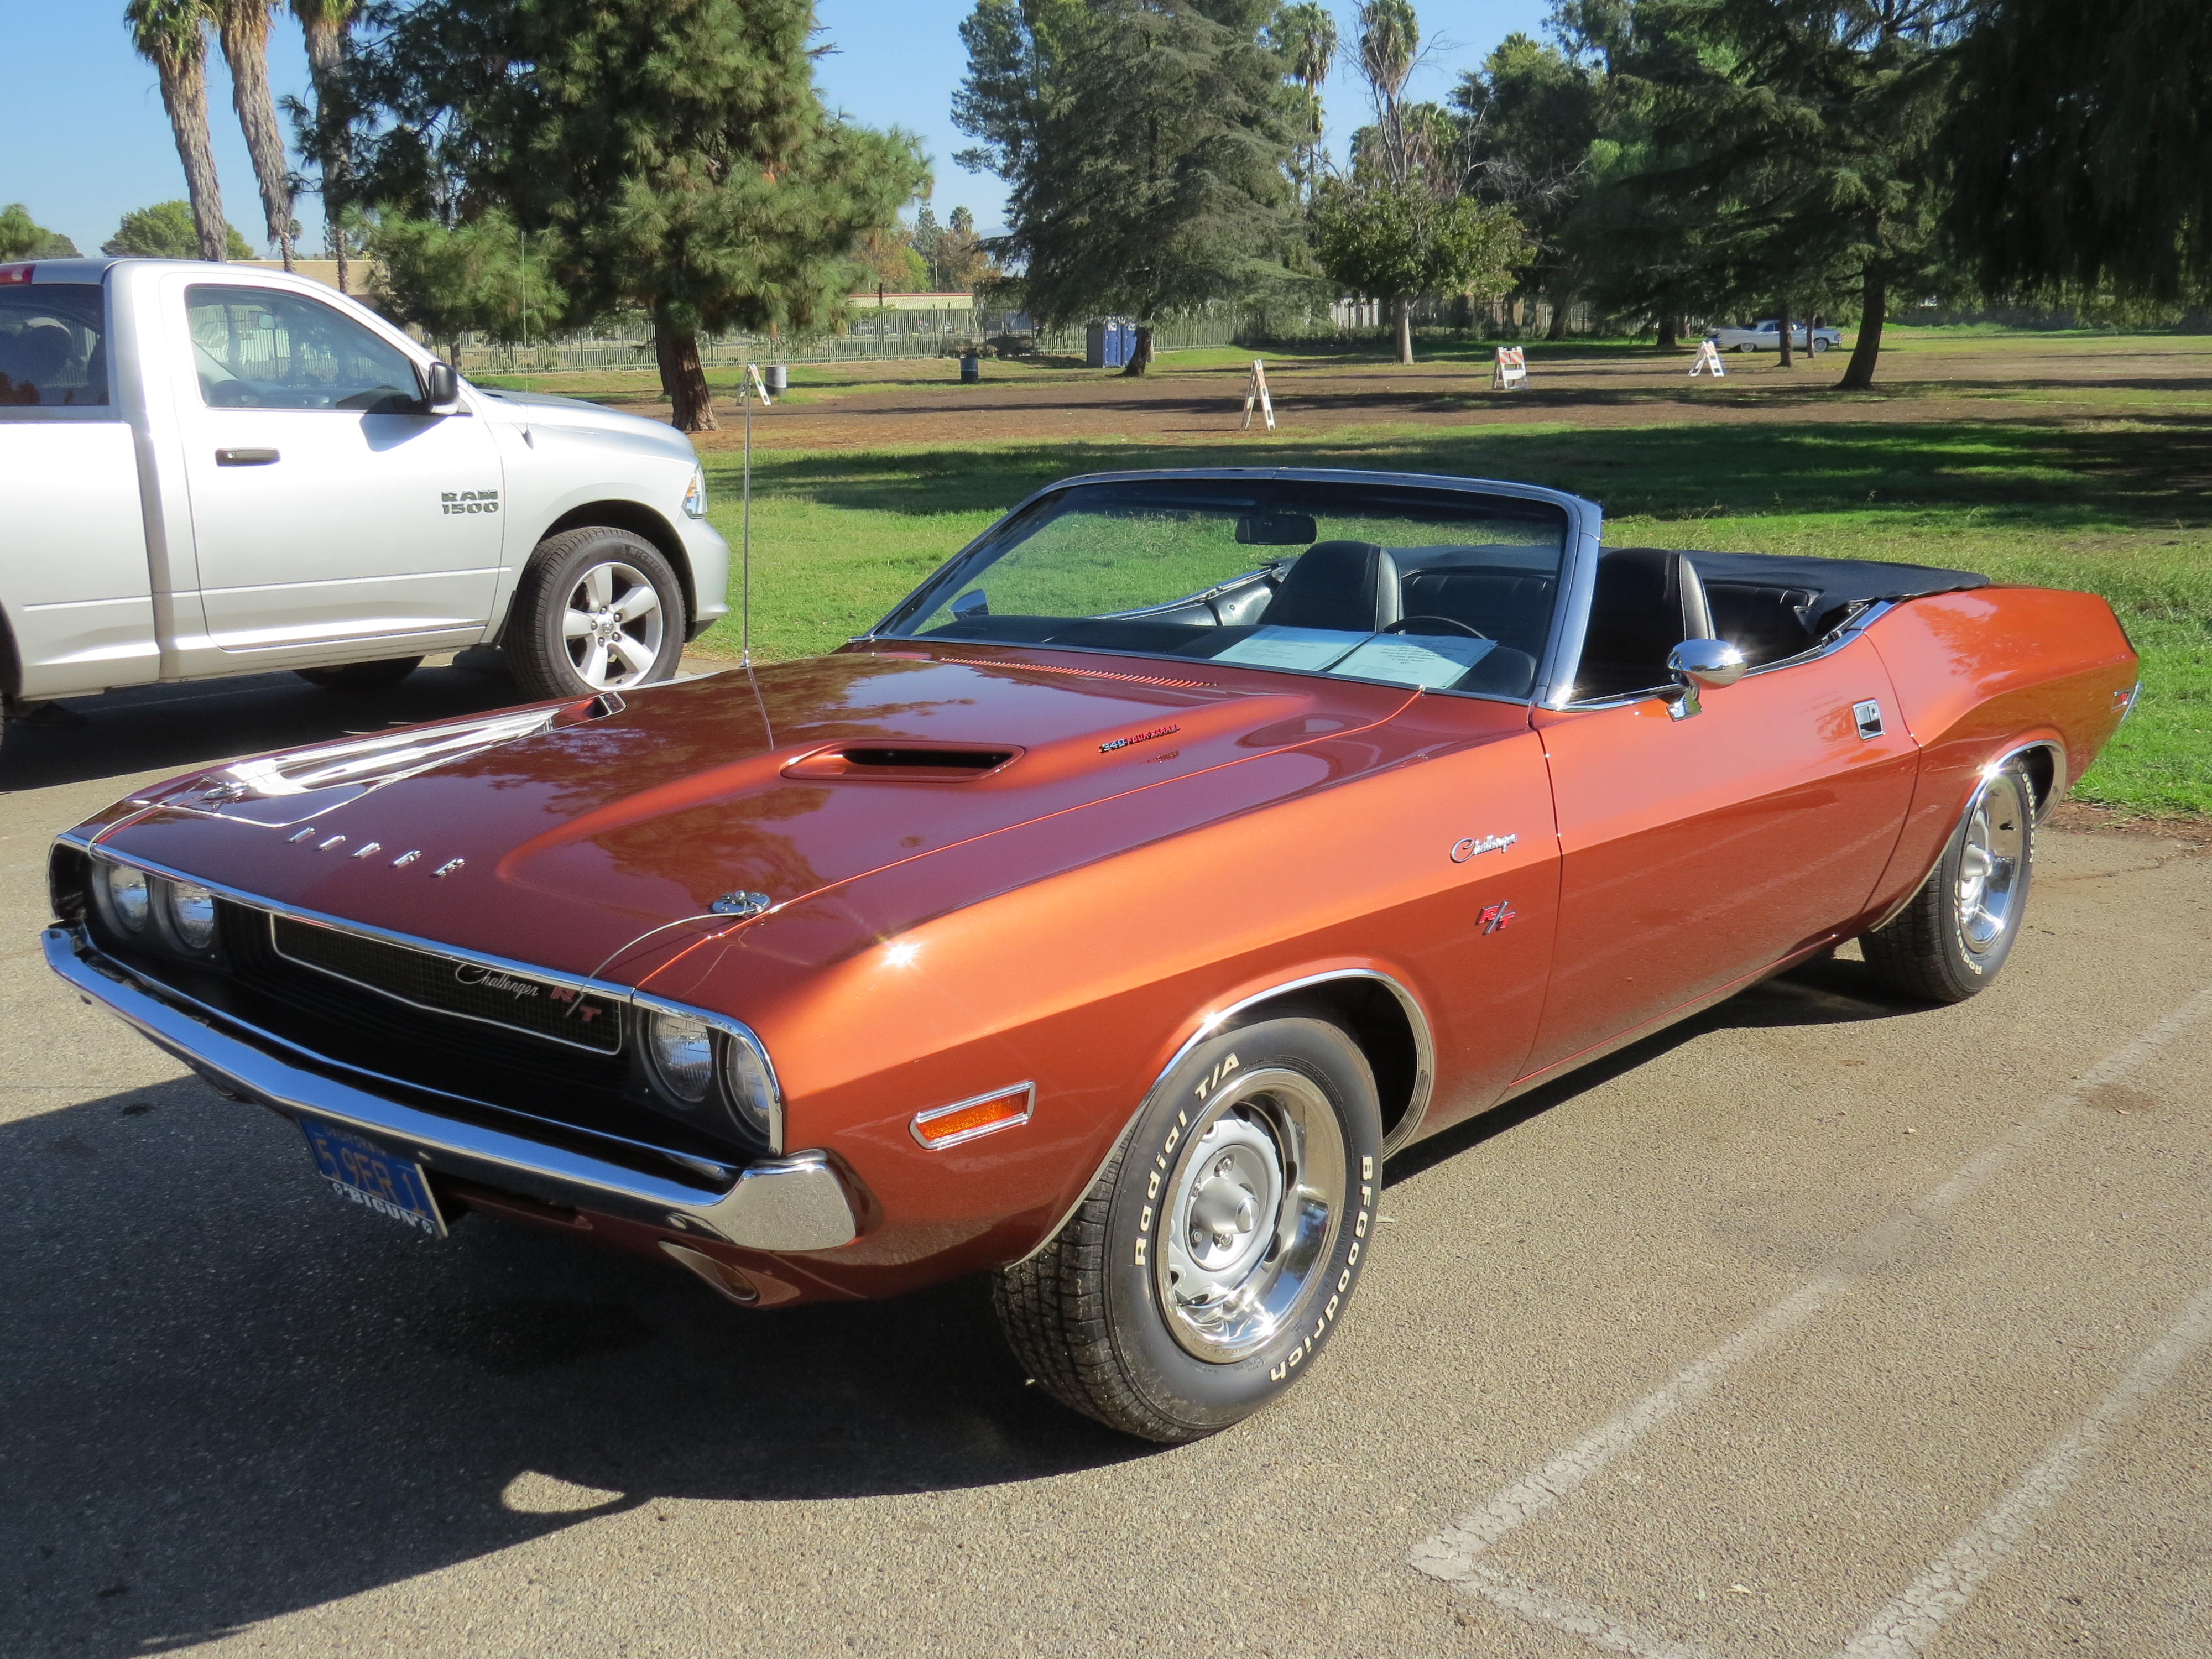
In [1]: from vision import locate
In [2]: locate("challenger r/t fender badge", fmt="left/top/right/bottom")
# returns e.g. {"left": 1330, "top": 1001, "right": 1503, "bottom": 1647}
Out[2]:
{"left": 1450, "top": 832, "right": 1516, "bottom": 863}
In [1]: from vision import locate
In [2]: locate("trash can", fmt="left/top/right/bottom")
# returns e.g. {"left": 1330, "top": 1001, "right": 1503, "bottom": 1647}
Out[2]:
{"left": 764, "top": 363, "right": 787, "bottom": 394}
{"left": 959, "top": 352, "right": 981, "bottom": 383}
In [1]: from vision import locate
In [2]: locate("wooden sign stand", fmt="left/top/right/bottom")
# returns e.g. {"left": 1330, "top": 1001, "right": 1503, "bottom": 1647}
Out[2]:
{"left": 1491, "top": 346, "right": 1528, "bottom": 390}
{"left": 1240, "top": 361, "right": 1276, "bottom": 431}
{"left": 1689, "top": 339, "right": 1727, "bottom": 378}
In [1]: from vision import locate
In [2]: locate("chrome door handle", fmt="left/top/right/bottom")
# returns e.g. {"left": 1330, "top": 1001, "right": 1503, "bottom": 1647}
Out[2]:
{"left": 215, "top": 448, "right": 280, "bottom": 466}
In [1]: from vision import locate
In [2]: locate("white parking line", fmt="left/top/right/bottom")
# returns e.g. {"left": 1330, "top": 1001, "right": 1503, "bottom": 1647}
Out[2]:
{"left": 1833, "top": 1275, "right": 2212, "bottom": 1658}
{"left": 1410, "top": 983, "right": 2212, "bottom": 1650}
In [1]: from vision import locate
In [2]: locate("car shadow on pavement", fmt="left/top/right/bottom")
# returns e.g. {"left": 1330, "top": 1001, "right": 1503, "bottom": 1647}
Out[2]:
{"left": 1387, "top": 950, "right": 1925, "bottom": 1187}
{"left": 0, "top": 660, "right": 531, "bottom": 794}
{"left": 0, "top": 1079, "right": 1140, "bottom": 1658}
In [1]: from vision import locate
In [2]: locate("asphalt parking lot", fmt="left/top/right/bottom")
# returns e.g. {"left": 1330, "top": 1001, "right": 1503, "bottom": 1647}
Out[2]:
{"left": 4, "top": 666, "right": 2209, "bottom": 1658}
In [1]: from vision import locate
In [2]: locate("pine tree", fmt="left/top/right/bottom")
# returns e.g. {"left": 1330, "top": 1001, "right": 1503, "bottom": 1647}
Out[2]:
{"left": 954, "top": 0, "right": 1304, "bottom": 374}
{"left": 351, "top": 0, "right": 925, "bottom": 430}
{"left": 1944, "top": 0, "right": 2212, "bottom": 307}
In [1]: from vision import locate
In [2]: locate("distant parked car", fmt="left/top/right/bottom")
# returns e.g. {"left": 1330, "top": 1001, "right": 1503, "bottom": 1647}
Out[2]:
{"left": 1707, "top": 319, "right": 1842, "bottom": 353}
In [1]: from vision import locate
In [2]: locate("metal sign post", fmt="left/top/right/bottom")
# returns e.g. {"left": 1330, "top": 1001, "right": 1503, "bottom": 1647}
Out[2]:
{"left": 736, "top": 362, "right": 773, "bottom": 666}
{"left": 1240, "top": 360, "right": 1276, "bottom": 431}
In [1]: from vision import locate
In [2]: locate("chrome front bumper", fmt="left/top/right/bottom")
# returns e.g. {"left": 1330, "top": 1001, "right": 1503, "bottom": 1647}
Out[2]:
{"left": 44, "top": 925, "right": 860, "bottom": 1252}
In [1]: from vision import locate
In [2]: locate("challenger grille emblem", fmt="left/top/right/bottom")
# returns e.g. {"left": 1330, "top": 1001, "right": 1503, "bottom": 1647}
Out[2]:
{"left": 453, "top": 964, "right": 542, "bottom": 1000}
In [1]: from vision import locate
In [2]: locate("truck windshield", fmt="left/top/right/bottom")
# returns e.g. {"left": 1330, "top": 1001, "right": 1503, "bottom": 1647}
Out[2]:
{"left": 877, "top": 477, "right": 1572, "bottom": 701}
{"left": 0, "top": 284, "right": 107, "bottom": 408}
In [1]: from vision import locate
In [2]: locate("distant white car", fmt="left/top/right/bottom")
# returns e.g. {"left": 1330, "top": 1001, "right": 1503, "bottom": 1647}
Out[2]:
{"left": 1707, "top": 320, "right": 1842, "bottom": 353}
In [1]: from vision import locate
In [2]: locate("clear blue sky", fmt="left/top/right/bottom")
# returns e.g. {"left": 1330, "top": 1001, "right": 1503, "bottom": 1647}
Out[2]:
{"left": 0, "top": 0, "right": 1552, "bottom": 260}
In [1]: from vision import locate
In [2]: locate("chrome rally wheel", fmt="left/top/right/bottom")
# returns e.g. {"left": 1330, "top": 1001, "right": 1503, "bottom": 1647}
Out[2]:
{"left": 1957, "top": 769, "right": 2029, "bottom": 958}
{"left": 1864, "top": 755, "right": 2038, "bottom": 1003}
{"left": 561, "top": 559, "right": 666, "bottom": 690}
{"left": 993, "top": 1014, "right": 1381, "bottom": 1443}
{"left": 1156, "top": 1068, "right": 1344, "bottom": 1363}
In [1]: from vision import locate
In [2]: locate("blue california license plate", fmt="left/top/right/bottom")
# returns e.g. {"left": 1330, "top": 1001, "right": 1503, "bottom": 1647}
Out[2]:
{"left": 300, "top": 1118, "right": 446, "bottom": 1237}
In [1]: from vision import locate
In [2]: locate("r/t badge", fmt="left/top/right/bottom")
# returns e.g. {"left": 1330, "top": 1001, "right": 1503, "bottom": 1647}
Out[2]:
{"left": 1478, "top": 900, "right": 1517, "bottom": 935}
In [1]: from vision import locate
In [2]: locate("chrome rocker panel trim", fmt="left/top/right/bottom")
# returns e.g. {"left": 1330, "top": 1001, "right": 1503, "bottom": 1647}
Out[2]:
{"left": 44, "top": 925, "right": 859, "bottom": 1254}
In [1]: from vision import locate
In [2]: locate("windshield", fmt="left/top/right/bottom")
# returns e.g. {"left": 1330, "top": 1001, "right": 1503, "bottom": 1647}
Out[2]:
{"left": 878, "top": 476, "right": 1572, "bottom": 700}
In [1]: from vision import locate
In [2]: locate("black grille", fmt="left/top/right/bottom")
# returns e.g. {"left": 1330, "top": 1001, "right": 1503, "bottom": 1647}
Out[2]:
{"left": 269, "top": 914, "right": 622, "bottom": 1053}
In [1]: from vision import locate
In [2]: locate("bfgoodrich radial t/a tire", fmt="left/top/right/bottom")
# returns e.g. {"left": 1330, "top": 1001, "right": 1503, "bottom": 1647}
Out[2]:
{"left": 1862, "top": 756, "right": 2037, "bottom": 1003}
{"left": 994, "top": 1015, "right": 1383, "bottom": 1443}
{"left": 507, "top": 528, "right": 686, "bottom": 700}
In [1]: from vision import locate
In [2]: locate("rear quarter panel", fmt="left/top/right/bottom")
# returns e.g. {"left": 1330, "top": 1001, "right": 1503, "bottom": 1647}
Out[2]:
{"left": 1861, "top": 587, "right": 2136, "bottom": 921}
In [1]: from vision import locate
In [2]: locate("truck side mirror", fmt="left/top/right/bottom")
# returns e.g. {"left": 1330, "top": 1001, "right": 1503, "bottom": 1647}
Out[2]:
{"left": 421, "top": 361, "right": 460, "bottom": 412}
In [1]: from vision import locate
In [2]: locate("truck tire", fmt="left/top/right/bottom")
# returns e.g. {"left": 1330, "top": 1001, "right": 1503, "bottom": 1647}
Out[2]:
{"left": 294, "top": 657, "right": 422, "bottom": 692}
{"left": 994, "top": 1014, "right": 1383, "bottom": 1442}
{"left": 507, "top": 528, "right": 686, "bottom": 700}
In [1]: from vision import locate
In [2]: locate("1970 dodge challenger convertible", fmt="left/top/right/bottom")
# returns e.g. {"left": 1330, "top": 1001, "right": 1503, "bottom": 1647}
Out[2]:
{"left": 46, "top": 469, "right": 2139, "bottom": 1441}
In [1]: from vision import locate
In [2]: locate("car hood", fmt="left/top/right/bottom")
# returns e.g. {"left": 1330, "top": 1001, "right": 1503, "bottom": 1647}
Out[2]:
{"left": 468, "top": 384, "right": 696, "bottom": 452}
{"left": 83, "top": 650, "right": 1424, "bottom": 986}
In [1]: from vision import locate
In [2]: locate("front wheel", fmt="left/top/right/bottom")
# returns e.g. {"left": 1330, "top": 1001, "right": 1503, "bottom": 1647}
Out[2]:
{"left": 1861, "top": 757, "right": 2037, "bottom": 1002}
{"left": 506, "top": 528, "right": 686, "bottom": 700}
{"left": 1812, "top": 337, "right": 1831, "bottom": 354}
{"left": 994, "top": 1015, "right": 1383, "bottom": 1442}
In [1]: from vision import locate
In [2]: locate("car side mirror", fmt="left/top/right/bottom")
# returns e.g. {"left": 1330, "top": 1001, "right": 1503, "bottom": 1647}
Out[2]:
{"left": 1663, "top": 638, "right": 1746, "bottom": 721}
{"left": 951, "top": 589, "right": 989, "bottom": 620}
{"left": 421, "top": 360, "right": 460, "bottom": 412}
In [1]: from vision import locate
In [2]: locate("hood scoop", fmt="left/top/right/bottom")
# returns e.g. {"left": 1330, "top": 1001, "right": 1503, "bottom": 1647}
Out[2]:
{"left": 782, "top": 743, "right": 1021, "bottom": 781}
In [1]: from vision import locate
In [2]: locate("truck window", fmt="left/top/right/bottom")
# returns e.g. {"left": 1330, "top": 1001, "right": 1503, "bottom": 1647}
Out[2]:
{"left": 186, "top": 285, "right": 423, "bottom": 414}
{"left": 0, "top": 284, "right": 108, "bottom": 408}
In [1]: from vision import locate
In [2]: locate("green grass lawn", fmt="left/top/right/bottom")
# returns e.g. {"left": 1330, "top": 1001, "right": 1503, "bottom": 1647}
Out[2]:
{"left": 692, "top": 409, "right": 2210, "bottom": 816}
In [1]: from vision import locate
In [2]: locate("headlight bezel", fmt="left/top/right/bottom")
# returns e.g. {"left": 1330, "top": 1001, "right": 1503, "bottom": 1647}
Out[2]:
{"left": 164, "top": 879, "right": 218, "bottom": 951}
{"left": 88, "top": 854, "right": 223, "bottom": 960}
{"left": 633, "top": 992, "right": 783, "bottom": 1152}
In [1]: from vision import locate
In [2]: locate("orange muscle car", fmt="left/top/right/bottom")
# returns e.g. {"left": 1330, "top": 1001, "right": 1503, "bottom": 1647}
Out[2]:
{"left": 45, "top": 469, "right": 2139, "bottom": 1440}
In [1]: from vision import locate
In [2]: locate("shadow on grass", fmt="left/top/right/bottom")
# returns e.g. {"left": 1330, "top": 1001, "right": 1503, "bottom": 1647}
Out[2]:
{"left": 712, "top": 414, "right": 2212, "bottom": 531}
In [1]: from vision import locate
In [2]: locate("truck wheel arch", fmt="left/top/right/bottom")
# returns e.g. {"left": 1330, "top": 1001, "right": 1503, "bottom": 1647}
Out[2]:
{"left": 512, "top": 502, "right": 696, "bottom": 638}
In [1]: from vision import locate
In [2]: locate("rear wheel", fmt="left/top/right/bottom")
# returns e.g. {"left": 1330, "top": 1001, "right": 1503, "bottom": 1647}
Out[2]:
{"left": 507, "top": 528, "right": 685, "bottom": 700}
{"left": 1862, "top": 757, "right": 2037, "bottom": 1002}
{"left": 993, "top": 1015, "right": 1382, "bottom": 1443}
{"left": 293, "top": 657, "right": 422, "bottom": 692}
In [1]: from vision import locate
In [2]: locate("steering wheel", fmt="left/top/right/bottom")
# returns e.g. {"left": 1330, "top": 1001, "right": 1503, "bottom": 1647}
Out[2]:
{"left": 1382, "top": 615, "right": 1490, "bottom": 639}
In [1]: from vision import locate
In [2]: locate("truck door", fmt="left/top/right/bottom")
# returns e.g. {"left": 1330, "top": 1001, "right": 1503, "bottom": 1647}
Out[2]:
{"left": 173, "top": 281, "right": 502, "bottom": 655}
{"left": 0, "top": 274, "right": 159, "bottom": 698}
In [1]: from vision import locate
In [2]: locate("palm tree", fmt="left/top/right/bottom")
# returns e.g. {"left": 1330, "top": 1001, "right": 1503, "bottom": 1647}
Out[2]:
{"left": 1274, "top": 2, "right": 1336, "bottom": 197}
{"left": 291, "top": 0, "right": 358, "bottom": 290}
{"left": 125, "top": 0, "right": 230, "bottom": 262}
{"left": 1357, "top": 0, "right": 1420, "bottom": 189}
{"left": 213, "top": 0, "right": 294, "bottom": 268}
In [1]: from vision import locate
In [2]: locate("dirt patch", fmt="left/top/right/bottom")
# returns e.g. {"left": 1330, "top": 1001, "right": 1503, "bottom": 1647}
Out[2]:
{"left": 2048, "top": 800, "right": 2212, "bottom": 845}
{"left": 606, "top": 338, "right": 2212, "bottom": 453}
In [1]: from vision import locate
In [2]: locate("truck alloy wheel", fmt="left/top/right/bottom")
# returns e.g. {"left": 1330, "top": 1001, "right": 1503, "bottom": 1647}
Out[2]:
{"left": 508, "top": 528, "right": 686, "bottom": 699}
{"left": 1863, "top": 755, "right": 2037, "bottom": 1002}
{"left": 993, "top": 1015, "right": 1382, "bottom": 1442}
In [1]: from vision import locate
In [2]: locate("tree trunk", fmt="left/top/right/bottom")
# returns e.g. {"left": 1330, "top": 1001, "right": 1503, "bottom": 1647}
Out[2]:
{"left": 156, "top": 53, "right": 231, "bottom": 262}
{"left": 1839, "top": 263, "right": 1885, "bottom": 391}
{"left": 655, "top": 314, "right": 718, "bottom": 432}
{"left": 301, "top": 12, "right": 352, "bottom": 292}
{"left": 217, "top": 4, "right": 293, "bottom": 267}
{"left": 1656, "top": 314, "right": 1679, "bottom": 351}
{"left": 1395, "top": 295, "right": 1413, "bottom": 364}
{"left": 1120, "top": 325, "right": 1155, "bottom": 377}
{"left": 1777, "top": 295, "right": 1794, "bottom": 368}
{"left": 1546, "top": 288, "right": 1572, "bottom": 342}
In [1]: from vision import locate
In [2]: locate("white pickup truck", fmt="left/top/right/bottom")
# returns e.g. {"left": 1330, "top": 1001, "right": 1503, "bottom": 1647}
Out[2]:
{"left": 0, "top": 257, "right": 729, "bottom": 728}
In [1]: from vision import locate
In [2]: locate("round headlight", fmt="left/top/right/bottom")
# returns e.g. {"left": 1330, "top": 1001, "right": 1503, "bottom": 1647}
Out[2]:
{"left": 103, "top": 864, "right": 150, "bottom": 932}
{"left": 165, "top": 880, "right": 218, "bottom": 950}
{"left": 722, "top": 1035, "right": 777, "bottom": 1141}
{"left": 646, "top": 1010, "right": 714, "bottom": 1104}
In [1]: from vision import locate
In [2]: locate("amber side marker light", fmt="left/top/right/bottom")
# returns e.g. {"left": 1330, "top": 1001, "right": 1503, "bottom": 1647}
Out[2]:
{"left": 910, "top": 1083, "right": 1036, "bottom": 1150}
